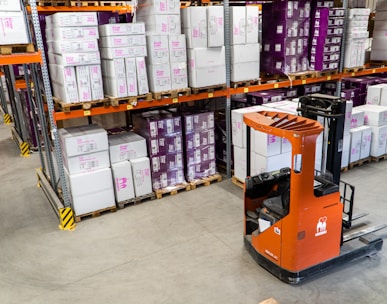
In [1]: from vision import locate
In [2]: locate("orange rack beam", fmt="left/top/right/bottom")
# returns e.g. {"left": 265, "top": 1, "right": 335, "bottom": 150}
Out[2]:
{"left": 0, "top": 51, "right": 42, "bottom": 66}
{"left": 27, "top": 5, "right": 131, "bottom": 14}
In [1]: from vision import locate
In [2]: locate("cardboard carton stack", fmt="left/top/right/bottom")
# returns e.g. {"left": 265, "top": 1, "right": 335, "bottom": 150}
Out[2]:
{"left": 0, "top": 2, "right": 29, "bottom": 45}
{"left": 134, "top": 112, "right": 185, "bottom": 190}
{"left": 344, "top": 8, "right": 370, "bottom": 68}
{"left": 109, "top": 132, "right": 152, "bottom": 202}
{"left": 230, "top": 6, "right": 260, "bottom": 83}
{"left": 98, "top": 22, "right": 149, "bottom": 97}
{"left": 58, "top": 125, "right": 115, "bottom": 216}
{"left": 136, "top": 0, "right": 188, "bottom": 93}
{"left": 261, "top": 0, "right": 312, "bottom": 75}
{"left": 181, "top": 6, "right": 226, "bottom": 88}
{"left": 309, "top": 6, "right": 345, "bottom": 72}
{"left": 46, "top": 12, "right": 104, "bottom": 103}
{"left": 182, "top": 111, "right": 217, "bottom": 182}
{"left": 371, "top": 3, "right": 387, "bottom": 61}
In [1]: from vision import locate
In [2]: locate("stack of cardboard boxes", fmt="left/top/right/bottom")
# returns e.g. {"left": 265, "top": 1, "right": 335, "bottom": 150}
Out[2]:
{"left": 136, "top": 0, "right": 188, "bottom": 93}
{"left": 181, "top": 6, "right": 226, "bottom": 88}
{"left": 0, "top": 2, "right": 29, "bottom": 45}
{"left": 344, "top": 8, "right": 370, "bottom": 68}
{"left": 59, "top": 125, "right": 115, "bottom": 216}
{"left": 98, "top": 22, "right": 149, "bottom": 98}
{"left": 46, "top": 12, "right": 104, "bottom": 103}
{"left": 183, "top": 111, "right": 217, "bottom": 182}
{"left": 109, "top": 132, "right": 152, "bottom": 203}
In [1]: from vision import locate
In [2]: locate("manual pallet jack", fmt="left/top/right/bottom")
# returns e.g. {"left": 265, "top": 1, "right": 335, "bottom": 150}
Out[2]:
{"left": 243, "top": 98, "right": 386, "bottom": 284}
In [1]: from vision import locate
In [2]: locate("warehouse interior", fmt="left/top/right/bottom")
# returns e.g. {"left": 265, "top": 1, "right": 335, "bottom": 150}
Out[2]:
{"left": 1, "top": 114, "right": 387, "bottom": 303}
{"left": 3, "top": 0, "right": 387, "bottom": 303}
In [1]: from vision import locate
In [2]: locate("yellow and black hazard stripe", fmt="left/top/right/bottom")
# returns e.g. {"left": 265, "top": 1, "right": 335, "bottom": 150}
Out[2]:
{"left": 3, "top": 114, "right": 11, "bottom": 124}
{"left": 19, "top": 142, "right": 29, "bottom": 157}
{"left": 58, "top": 207, "right": 76, "bottom": 231}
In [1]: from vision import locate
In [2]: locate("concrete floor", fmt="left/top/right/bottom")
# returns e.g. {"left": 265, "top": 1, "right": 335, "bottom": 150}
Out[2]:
{"left": 1, "top": 120, "right": 387, "bottom": 304}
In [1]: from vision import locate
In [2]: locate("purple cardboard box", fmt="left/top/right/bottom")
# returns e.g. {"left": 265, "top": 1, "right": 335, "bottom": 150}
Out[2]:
{"left": 152, "top": 168, "right": 185, "bottom": 190}
{"left": 149, "top": 134, "right": 183, "bottom": 156}
{"left": 186, "top": 145, "right": 216, "bottom": 166}
{"left": 298, "top": 83, "right": 322, "bottom": 95}
{"left": 186, "top": 160, "right": 217, "bottom": 182}
{"left": 341, "top": 88, "right": 361, "bottom": 100}
{"left": 97, "top": 12, "right": 120, "bottom": 25}
{"left": 185, "top": 130, "right": 215, "bottom": 150}
{"left": 327, "top": 27, "right": 344, "bottom": 36}
{"left": 342, "top": 78, "right": 378, "bottom": 93}
{"left": 150, "top": 152, "right": 184, "bottom": 173}
{"left": 183, "top": 111, "right": 215, "bottom": 133}
{"left": 134, "top": 112, "right": 182, "bottom": 139}
{"left": 247, "top": 91, "right": 284, "bottom": 105}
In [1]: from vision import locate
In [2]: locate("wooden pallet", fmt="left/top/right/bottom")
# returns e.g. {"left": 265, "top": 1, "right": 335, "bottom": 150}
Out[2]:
{"left": 343, "top": 66, "right": 365, "bottom": 73}
{"left": 117, "top": 192, "right": 156, "bottom": 209}
{"left": 349, "top": 157, "right": 372, "bottom": 169}
{"left": 319, "top": 69, "right": 339, "bottom": 77}
{"left": 369, "top": 61, "right": 387, "bottom": 67}
{"left": 155, "top": 182, "right": 191, "bottom": 199}
{"left": 191, "top": 84, "right": 227, "bottom": 95}
{"left": 69, "top": 0, "right": 99, "bottom": 6}
{"left": 37, "top": 0, "right": 70, "bottom": 6}
{"left": 287, "top": 70, "right": 320, "bottom": 80}
{"left": 341, "top": 166, "right": 349, "bottom": 173}
{"left": 232, "top": 176, "right": 244, "bottom": 189}
{"left": 231, "top": 79, "right": 260, "bottom": 89}
{"left": 0, "top": 44, "right": 35, "bottom": 55}
{"left": 107, "top": 93, "right": 153, "bottom": 107}
{"left": 371, "top": 154, "right": 387, "bottom": 163}
{"left": 152, "top": 88, "right": 191, "bottom": 100}
{"left": 75, "top": 205, "right": 117, "bottom": 222}
{"left": 53, "top": 97, "right": 110, "bottom": 112}
{"left": 189, "top": 174, "right": 222, "bottom": 190}
{"left": 99, "top": 1, "right": 128, "bottom": 6}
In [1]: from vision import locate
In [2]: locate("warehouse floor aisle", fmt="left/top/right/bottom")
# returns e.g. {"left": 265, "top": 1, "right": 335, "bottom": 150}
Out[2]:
{"left": 1, "top": 121, "right": 387, "bottom": 304}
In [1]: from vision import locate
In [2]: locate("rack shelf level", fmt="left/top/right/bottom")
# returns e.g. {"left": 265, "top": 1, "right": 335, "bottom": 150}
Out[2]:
{"left": 0, "top": 52, "right": 42, "bottom": 66}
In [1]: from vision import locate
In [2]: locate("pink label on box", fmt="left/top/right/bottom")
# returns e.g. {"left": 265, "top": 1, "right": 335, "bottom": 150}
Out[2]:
{"left": 4, "top": 18, "right": 13, "bottom": 29}
{"left": 116, "top": 177, "right": 128, "bottom": 191}
{"left": 156, "top": 70, "right": 165, "bottom": 77}
{"left": 172, "top": 41, "right": 180, "bottom": 48}
{"left": 160, "top": 2, "right": 166, "bottom": 11}
{"left": 161, "top": 23, "right": 167, "bottom": 32}
{"left": 192, "top": 28, "right": 199, "bottom": 38}
{"left": 364, "top": 115, "right": 368, "bottom": 124}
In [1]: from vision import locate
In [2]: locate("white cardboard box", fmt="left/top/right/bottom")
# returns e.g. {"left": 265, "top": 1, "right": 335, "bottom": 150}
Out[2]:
{"left": 344, "top": 100, "right": 353, "bottom": 135}
{"left": 48, "top": 52, "right": 101, "bottom": 67}
{"left": 131, "top": 157, "right": 153, "bottom": 197}
{"left": 103, "top": 76, "right": 128, "bottom": 98}
{"left": 0, "top": 12, "right": 29, "bottom": 44}
{"left": 230, "top": 6, "right": 246, "bottom": 45}
{"left": 356, "top": 104, "right": 387, "bottom": 126}
{"left": 99, "top": 35, "right": 146, "bottom": 48}
{"left": 76, "top": 65, "right": 92, "bottom": 102}
{"left": 101, "top": 58, "right": 126, "bottom": 79}
{"left": 233, "top": 145, "right": 256, "bottom": 181}
{"left": 370, "top": 125, "right": 387, "bottom": 157}
{"left": 351, "top": 108, "right": 365, "bottom": 128}
{"left": 101, "top": 58, "right": 128, "bottom": 97}
{"left": 379, "top": 86, "right": 387, "bottom": 106}
{"left": 137, "top": 14, "right": 181, "bottom": 34}
{"left": 49, "top": 64, "right": 79, "bottom": 103}
{"left": 170, "top": 62, "right": 188, "bottom": 90}
{"left": 45, "top": 12, "right": 98, "bottom": 28}
{"left": 108, "top": 132, "right": 148, "bottom": 164}
{"left": 136, "top": 57, "right": 150, "bottom": 95}
{"left": 366, "top": 84, "right": 387, "bottom": 105}
{"left": 255, "top": 152, "right": 292, "bottom": 174}
{"left": 125, "top": 57, "right": 138, "bottom": 97}
{"left": 65, "top": 167, "right": 115, "bottom": 216}
{"left": 169, "top": 34, "right": 187, "bottom": 62}
{"left": 63, "top": 150, "right": 110, "bottom": 174}
{"left": 349, "top": 127, "right": 362, "bottom": 163}
{"left": 253, "top": 130, "right": 282, "bottom": 157}
{"left": 136, "top": 0, "right": 180, "bottom": 15}
{"left": 100, "top": 46, "right": 147, "bottom": 59}
{"left": 181, "top": 7, "right": 207, "bottom": 48}
{"left": 48, "top": 39, "right": 99, "bottom": 54}
{"left": 246, "top": 6, "right": 259, "bottom": 44}
{"left": 341, "top": 133, "right": 351, "bottom": 168}
{"left": 89, "top": 65, "right": 104, "bottom": 100}
{"left": 359, "top": 125, "right": 372, "bottom": 159}
{"left": 187, "top": 47, "right": 226, "bottom": 88}
{"left": 146, "top": 34, "right": 170, "bottom": 64}
{"left": 58, "top": 124, "right": 108, "bottom": 157}
{"left": 147, "top": 63, "right": 172, "bottom": 92}
{"left": 231, "top": 44, "right": 260, "bottom": 82}
{"left": 232, "top": 105, "right": 264, "bottom": 148}
{"left": 98, "top": 22, "right": 146, "bottom": 36}
{"left": 0, "top": 1, "right": 21, "bottom": 11}
{"left": 207, "top": 6, "right": 224, "bottom": 47}
{"left": 46, "top": 27, "right": 99, "bottom": 41}
{"left": 112, "top": 161, "right": 135, "bottom": 202}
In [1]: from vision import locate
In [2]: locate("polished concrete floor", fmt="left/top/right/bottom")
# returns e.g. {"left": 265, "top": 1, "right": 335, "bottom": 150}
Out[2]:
{"left": 1, "top": 119, "right": 387, "bottom": 304}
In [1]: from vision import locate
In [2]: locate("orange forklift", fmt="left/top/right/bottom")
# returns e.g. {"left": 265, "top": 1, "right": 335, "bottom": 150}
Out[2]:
{"left": 243, "top": 99, "right": 386, "bottom": 284}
